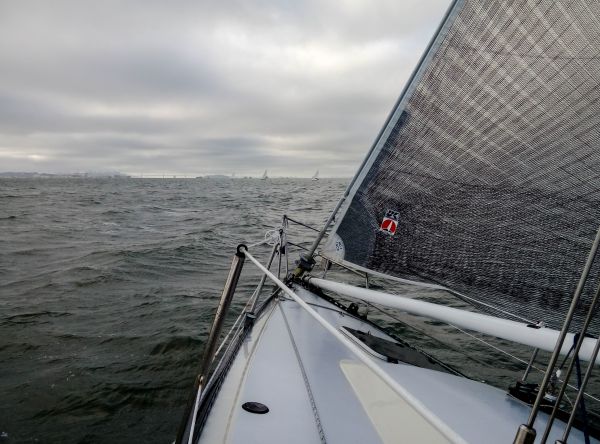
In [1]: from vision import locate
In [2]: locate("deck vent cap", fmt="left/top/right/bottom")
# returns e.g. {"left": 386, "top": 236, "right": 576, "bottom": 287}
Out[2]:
{"left": 242, "top": 402, "right": 269, "bottom": 414}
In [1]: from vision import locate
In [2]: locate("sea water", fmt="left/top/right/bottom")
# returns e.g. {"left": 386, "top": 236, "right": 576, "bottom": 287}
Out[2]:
{"left": 1, "top": 177, "right": 598, "bottom": 443}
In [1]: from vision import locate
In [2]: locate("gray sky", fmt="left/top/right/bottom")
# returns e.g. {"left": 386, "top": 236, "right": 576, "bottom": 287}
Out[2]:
{"left": 0, "top": 0, "right": 450, "bottom": 177}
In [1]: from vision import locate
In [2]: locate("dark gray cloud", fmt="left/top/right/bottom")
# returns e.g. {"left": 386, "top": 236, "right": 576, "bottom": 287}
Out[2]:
{"left": 0, "top": 0, "right": 450, "bottom": 177}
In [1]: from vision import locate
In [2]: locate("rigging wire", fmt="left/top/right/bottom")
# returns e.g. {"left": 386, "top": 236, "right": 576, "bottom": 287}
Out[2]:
{"left": 364, "top": 297, "right": 600, "bottom": 403}
{"left": 362, "top": 300, "right": 492, "bottom": 370}
{"left": 285, "top": 216, "right": 321, "bottom": 233}
{"left": 322, "top": 255, "right": 534, "bottom": 324}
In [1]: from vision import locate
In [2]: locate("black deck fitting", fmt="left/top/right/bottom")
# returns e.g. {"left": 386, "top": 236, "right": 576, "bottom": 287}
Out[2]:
{"left": 236, "top": 244, "right": 248, "bottom": 257}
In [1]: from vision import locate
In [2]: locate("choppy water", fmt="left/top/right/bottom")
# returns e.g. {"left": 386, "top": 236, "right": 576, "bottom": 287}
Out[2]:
{"left": 1, "top": 178, "right": 598, "bottom": 443}
{"left": 0, "top": 177, "right": 345, "bottom": 443}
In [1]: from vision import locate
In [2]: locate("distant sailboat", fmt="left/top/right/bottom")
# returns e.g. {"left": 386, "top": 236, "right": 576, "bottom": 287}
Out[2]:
{"left": 260, "top": 170, "right": 268, "bottom": 180}
{"left": 311, "top": 170, "right": 319, "bottom": 181}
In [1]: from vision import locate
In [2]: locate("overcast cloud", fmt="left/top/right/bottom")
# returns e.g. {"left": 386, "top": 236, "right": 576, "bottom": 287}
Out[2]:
{"left": 0, "top": 0, "right": 450, "bottom": 177}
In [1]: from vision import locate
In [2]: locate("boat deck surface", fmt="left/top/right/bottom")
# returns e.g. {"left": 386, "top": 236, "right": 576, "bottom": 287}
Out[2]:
{"left": 198, "top": 285, "right": 597, "bottom": 444}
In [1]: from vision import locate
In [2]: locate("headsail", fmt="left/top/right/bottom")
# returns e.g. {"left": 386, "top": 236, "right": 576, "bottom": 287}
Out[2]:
{"left": 324, "top": 0, "right": 600, "bottom": 334}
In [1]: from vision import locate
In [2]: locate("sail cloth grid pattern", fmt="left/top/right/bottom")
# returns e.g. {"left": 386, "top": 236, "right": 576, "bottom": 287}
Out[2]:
{"left": 327, "top": 0, "right": 600, "bottom": 334}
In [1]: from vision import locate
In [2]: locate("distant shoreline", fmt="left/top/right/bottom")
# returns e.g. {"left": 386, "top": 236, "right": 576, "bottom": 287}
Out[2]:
{"left": 0, "top": 172, "right": 129, "bottom": 178}
{"left": 0, "top": 173, "right": 348, "bottom": 180}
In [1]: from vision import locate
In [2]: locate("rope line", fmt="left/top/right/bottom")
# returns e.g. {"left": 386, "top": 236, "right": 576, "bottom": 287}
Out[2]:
{"left": 279, "top": 304, "right": 327, "bottom": 443}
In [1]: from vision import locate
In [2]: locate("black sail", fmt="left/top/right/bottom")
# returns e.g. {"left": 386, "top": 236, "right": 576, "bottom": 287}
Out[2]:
{"left": 326, "top": 0, "right": 600, "bottom": 333}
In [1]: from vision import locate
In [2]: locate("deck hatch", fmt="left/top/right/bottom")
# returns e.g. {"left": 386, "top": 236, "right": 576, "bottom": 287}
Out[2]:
{"left": 341, "top": 326, "right": 448, "bottom": 372}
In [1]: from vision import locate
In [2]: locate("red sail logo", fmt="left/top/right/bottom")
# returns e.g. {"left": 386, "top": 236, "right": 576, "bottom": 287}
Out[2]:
{"left": 379, "top": 209, "right": 400, "bottom": 235}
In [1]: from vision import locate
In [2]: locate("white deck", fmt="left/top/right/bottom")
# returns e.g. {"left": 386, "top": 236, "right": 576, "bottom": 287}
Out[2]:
{"left": 199, "top": 285, "right": 598, "bottom": 444}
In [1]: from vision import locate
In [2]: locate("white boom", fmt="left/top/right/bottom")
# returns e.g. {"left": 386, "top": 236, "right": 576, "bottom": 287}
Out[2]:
{"left": 307, "top": 277, "right": 600, "bottom": 366}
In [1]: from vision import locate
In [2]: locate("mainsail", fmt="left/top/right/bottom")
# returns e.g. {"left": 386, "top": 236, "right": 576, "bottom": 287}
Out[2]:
{"left": 324, "top": 0, "right": 600, "bottom": 334}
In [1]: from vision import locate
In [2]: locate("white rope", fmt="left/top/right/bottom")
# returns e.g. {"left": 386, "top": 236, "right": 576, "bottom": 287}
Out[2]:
{"left": 264, "top": 228, "right": 282, "bottom": 246}
{"left": 246, "top": 239, "right": 269, "bottom": 248}
{"left": 245, "top": 227, "right": 282, "bottom": 249}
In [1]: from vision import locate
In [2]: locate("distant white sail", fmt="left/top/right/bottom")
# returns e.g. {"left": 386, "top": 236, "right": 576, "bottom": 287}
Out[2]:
{"left": 312, "top": 170, "right": 319, "bottom": 181}
{"left": 260, "top": 170, "right": 268, "bottom": 180}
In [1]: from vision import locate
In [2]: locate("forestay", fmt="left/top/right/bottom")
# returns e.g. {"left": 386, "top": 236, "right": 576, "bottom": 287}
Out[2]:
{"left": 324, "top": 0, "right": 600, "bottom": 334}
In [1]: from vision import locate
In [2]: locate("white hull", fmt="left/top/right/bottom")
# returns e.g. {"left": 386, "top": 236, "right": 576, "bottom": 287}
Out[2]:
{"left": 194, "top": 285, "right": 596, "bottom": 444}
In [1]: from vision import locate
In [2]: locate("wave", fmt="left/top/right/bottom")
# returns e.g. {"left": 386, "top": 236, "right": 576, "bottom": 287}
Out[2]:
{"left": 4, "top": 311, "right": 73, "bottom": 325}
{"left": 149, "top": 336, "right": 203, "bottom": 356}
{"left": 0, "top": 178, "right": 350, "bottom": 442}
